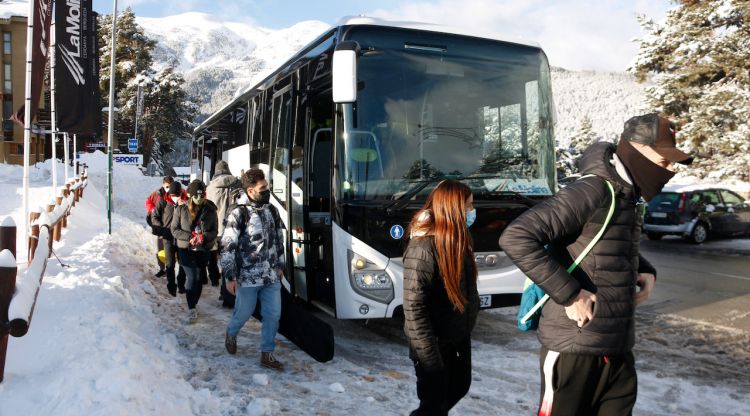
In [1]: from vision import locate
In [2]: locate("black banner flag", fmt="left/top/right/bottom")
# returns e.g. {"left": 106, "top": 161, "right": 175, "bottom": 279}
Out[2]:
{"left": 11, "top": 0, "right": 53, "bottom": 127}
{"left": 55, "top": 0, "right": 100, "bottom": 135}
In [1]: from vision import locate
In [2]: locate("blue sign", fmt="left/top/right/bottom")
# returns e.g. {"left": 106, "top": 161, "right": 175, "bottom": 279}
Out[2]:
{"left": 128, "top": 138, "right": 138, "bottom": 153}
{"left": 390, "top": 225, "right": 404, "bottom": 240}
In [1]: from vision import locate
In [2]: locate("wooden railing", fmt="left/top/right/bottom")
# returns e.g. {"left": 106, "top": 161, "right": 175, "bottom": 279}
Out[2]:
{"left": 0, "top": 169, "right": 88, "bottom": 383}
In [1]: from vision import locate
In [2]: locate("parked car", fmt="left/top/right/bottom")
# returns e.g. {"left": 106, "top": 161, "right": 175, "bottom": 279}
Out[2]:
{"left": 643, "top": 187, "right": 750, "bottom": 243}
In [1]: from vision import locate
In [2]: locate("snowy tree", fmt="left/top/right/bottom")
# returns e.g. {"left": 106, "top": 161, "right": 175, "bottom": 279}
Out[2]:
{"left": 141, "top": 68, "right": 197, "bottom": 170}
{"left": 556, "top": 116, "right": 600, "bottom": 178}
{"left": 630, "top": 0, "right": 750, "bottom": 181}
{"left": 98, "top": 9, "right": 196, "bottom": 171}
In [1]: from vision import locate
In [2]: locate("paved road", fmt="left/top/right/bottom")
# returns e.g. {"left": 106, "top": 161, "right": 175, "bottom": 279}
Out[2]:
{"left": 639, "top": 240, "right": 750, "bottom": 332}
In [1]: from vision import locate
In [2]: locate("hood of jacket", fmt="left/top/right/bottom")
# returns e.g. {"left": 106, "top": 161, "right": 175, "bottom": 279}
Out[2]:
{"left": 210, "top": 172, "right": 237, "bottom": 189}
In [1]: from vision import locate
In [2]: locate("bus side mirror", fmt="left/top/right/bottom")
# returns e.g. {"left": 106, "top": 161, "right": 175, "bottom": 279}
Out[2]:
{"left": 332, "top": 41, "right": 360, "bottom": 103}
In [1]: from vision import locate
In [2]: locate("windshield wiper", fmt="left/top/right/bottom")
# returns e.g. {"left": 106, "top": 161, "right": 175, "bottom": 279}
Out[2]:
{"left": 489, "top": 190, "right": 540, "bottom": 207}
{"left": 382, "top": 176, "right": 451, "bottom": 215}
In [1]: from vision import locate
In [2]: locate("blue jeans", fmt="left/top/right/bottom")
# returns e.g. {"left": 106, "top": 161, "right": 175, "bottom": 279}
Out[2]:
{"left": 227, "top": 281, "right": 281, "bottom": 353}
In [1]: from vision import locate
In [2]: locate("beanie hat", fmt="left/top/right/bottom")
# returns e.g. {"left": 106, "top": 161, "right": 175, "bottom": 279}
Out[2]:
{"left": 187, "top": 179, "right": 206, "bottom": 197}
{"left": 168, "top": 181, "right": 182, "bottom": 196}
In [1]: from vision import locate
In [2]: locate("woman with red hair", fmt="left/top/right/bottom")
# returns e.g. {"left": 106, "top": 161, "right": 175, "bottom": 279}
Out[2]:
{"left": 403, "top": 179, "right": 479, "bottom": 416}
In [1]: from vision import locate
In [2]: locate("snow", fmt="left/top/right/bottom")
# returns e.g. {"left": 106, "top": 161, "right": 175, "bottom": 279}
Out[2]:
{"left": 0, "top": 249, "right": 15, "bottom": 268}
{"left": 0, "top": 0, "right": 28, "bottom": 19}
{"left": 1, "top": 151, "right": 749, "bottom": 415}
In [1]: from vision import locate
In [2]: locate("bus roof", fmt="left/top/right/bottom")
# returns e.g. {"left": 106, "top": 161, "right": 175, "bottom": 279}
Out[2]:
{"left": 335, "top": 16, "right": 541, "bottom": 49}
{"left": 194, "top": 16, "right": 542, "bottom": 136}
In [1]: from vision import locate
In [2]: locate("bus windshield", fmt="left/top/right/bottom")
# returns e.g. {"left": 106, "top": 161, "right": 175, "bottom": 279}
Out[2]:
{"left": 337, "top": 27, "right": 556, "bottom": 202}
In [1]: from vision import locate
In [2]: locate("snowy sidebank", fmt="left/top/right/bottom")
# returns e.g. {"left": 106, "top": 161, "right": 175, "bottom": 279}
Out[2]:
{"left": 1, "top": 159, "right": 221, "bottom": 415}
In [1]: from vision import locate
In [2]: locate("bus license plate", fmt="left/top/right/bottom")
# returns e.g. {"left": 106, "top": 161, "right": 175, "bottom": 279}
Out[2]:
{"left": 479, "top": 295, "right": 492, "bottom": 308}
{"left": 651, "top": 212, "right": 667, "bottom": 218}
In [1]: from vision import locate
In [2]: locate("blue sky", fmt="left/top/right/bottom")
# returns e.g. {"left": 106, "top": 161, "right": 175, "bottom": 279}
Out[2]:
{"left": 91, "top": 0, "right": 672, "bottom": 71}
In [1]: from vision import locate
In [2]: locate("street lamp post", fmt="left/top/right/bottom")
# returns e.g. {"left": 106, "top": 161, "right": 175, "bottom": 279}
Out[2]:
{"left": 106, "top": 0, "right": 119, "bottom": 235}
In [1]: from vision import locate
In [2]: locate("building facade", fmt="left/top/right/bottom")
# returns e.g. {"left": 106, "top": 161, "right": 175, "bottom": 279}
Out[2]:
{"left": 0, "top": 12, "right": 46, "bottom": 165}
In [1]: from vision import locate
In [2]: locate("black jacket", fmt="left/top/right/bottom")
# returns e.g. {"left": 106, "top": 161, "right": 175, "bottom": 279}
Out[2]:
{"left": 171, "top": 201, "right": 219, "bottom": 251}
{"left": 499, "top": 142, "right": 656, "bottom": 355}
{"left": 403, "top": 236, "right": 479, "bottom": 372}
{"left": 151, "top": 196, "right": 179, "bottom": 241}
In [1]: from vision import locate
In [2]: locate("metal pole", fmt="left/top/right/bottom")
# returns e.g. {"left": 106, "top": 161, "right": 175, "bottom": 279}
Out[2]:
{"left": 21, "top": 0, "right": 35, "bottom": 248}
{"left": 63, "top": 132, "right": 69, "bottom": 184}
{"left": 50, "top": 22, "right": 57, "bottom": 198}
{"left": 73, "top": 134, "right": 77, "bottom": 176}
{"left": 106, "top": 0, "right": 119, "bottom": 235}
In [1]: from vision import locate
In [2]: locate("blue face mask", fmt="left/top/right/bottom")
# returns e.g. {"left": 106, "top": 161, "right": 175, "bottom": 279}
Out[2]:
{"left": 466, "top": 209, "right": 476, "bottom": 228}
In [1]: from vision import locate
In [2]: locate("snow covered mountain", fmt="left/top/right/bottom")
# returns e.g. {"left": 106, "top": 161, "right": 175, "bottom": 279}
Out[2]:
{"left": 138, "top": 13, "right": 649, "bottom": 142}
{"left": 137, "top": 13, "right": 330, "bottom": 120}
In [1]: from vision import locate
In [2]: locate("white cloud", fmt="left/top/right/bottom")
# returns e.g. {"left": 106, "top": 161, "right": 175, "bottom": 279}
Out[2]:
{"left": 367, "top": 0, "right": 670, "bottom": 71}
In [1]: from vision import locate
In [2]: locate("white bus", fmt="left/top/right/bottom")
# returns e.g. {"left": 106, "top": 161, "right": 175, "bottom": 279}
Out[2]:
{"left": 193, "top": 16, "right": 556, "bottom": 320}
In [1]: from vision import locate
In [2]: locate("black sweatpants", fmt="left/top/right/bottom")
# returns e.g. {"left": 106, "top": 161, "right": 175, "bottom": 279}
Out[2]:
{"left": 410, "top": 337, "right": 472, "bottom": 416}
{"left": 538, "top": 346, "right": 637, "bottom": 416}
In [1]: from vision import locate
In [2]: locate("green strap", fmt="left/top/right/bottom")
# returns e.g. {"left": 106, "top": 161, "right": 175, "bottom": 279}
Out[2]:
{"left": 520, "top": 175, "right": 616, "bottom": 324}
{"left": 565, "top": 175, "right": 616, "bottom": 273}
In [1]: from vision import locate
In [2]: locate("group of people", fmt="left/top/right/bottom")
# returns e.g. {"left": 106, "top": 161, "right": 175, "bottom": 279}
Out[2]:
{"left": 145, "top": 162, "right": 287, "bottom": 371}
{"left": 402, "top": 113, "right": 693, "bottom": 416}
{"left": 143, "top": 112, "right": 693, "bottom": 414}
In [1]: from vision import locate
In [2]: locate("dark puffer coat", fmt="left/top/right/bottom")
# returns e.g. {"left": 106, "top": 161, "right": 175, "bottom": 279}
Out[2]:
{"left": 171, "top": 201, "right": 219, "bottom": 251}
{"left": 499, "top": 142, "right": 656, "bottom": 355}
{"left": 403, "top": 236, "right": 479, "bottom": 372}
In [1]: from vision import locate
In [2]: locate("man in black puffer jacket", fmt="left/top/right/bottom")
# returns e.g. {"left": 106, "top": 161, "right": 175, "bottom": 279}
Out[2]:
{"left": 500, "top": 113, "right": 693, "bottom": 416}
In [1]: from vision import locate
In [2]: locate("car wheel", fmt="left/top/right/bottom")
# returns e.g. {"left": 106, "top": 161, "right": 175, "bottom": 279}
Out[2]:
{"left": 690, "top": 222, "right": 708, "bottom": 244}
{"left": 646, "top": 232, "right": 663, "bottom": 240}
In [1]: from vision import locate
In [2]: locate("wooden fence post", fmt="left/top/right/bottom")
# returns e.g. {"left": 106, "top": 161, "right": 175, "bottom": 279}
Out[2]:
{"left": 28, "top": 211, "right": 40, "bottom": 265}
{"left": 74, "top": 179, "right": 81, "bottom": 202}
{"left": 0, "top": 217, "right": 15, "bottom": 257}
{"left": 0, "top": 221, "right": 17, "bottom": 384}
{"left": 46, "top": 202, "right": 55, "bottom": 255}
{"left": 61, "top": 189, "right": 69, "bottom": 228}
{"left": 54, "top": 196, "right": 63, "bottom": 241}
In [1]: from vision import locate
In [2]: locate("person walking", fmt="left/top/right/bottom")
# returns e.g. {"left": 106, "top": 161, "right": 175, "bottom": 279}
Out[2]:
{"left": 171, "top": 179, "right": 218, "bottom": 324}
{"left": 206, "top": 160, "right": 242, "bottom": 303}
{"left": 499, "top": 113, "right": 693, "bottom": 416}
{"left": 145, "top": 176, "right": 173, "bottom": 277}
{"left": 221, "top": 168, "right": 286, "bottom": 371}
{"left": 151, "top": 181, "right": 187, "bottom": 296}
{"left": 402, "top": 179, "right": 479, "bottom": 416}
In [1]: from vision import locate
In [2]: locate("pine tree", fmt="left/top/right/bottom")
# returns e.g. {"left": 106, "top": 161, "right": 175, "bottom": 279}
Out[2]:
{"left": 98, "top": 9, "right": 196, "bottom": 172}
{"left": 556, "top": 116, "right": 599, "bottom": 178}
{"left": 569, "top": 116, "right": 597, "bottom": 154}
{"left": 631, "top": 0, "right": 750, "bottom": 181}
{"left": 141, "top": 68, "right": 197, "bottom": 170}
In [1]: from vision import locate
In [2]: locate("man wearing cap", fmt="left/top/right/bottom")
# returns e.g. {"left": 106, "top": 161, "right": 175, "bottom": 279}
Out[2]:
{"left": 500, "top": 113, "right": 693, "bottom": 415}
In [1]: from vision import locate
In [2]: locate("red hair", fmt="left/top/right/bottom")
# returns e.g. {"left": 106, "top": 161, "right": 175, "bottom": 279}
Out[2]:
{"left": 408, "top": 180, "right": 477, "bottom": 312}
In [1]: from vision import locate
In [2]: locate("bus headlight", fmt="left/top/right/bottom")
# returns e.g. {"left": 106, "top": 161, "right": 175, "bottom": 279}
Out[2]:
{"left": 347, "top": 250, "right": 394, "bottom": 304}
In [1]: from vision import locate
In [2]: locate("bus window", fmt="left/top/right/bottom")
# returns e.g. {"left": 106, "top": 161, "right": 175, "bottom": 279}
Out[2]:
{"left": 272, "top": 89, "right": 293, "bottom": 209}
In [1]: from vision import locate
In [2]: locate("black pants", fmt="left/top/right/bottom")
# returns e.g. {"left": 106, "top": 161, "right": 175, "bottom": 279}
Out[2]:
{"left": 208, "top": 250, "right": 220, "bottom": 285}
{"left": 410, "top": 337, "right": 472, "bottom": 416}
{"left": 178, "top": 249, "right": 209, "bottom": 309}
{"left": 163, "top": 239, "right": 186, "bottom": 291}
{"left": 538, "top": 346, "right": 637, "bottom": 416}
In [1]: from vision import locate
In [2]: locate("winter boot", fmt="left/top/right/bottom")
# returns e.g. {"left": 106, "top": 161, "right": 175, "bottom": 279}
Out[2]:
{"left": 155, "top": 269, "right": 166, "bottom": 278}
{"left": 260, "top": 352, "right": 284, "bottom": 372}
{"left": 225, "top": 331, "right": 237, "bottom": 355}
{"left": 167, "top": 283, "right": 177, "bottom": 297}
{"left": 185, "top": 309, "right": 198, "bottom": 325}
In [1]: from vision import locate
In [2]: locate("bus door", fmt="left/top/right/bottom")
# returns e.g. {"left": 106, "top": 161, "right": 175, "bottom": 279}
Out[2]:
{"left": 292, "top": 92, "right": 335, "bottom": 314}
